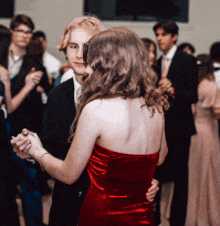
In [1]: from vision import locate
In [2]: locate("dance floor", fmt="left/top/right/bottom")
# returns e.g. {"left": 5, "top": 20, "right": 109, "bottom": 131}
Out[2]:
{"left": 17, "top": 179, "right": 54, "bottom": 226}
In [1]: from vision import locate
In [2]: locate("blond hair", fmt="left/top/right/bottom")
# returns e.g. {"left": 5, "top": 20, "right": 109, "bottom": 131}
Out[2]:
{"left": 57, "top": 16, "right": 105, "bottom": 53}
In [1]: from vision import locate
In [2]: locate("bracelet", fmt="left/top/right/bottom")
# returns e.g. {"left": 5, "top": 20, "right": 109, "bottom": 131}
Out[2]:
{"left": 40, "top": 152, "right": 50, "bottom": 171}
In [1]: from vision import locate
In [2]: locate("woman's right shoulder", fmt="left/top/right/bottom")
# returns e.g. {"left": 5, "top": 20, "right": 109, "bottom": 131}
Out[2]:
{"left": 199, "top": 79, "right": 215, "bottom": 88}
{"left": 199, "top": 79, "right": 217, "bottom": 94}
{"left": 198, "top": 79, "right": 220, "bottom": 105}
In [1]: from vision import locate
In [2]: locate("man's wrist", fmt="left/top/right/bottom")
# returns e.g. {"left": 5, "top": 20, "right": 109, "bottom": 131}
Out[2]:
{"left": 24, "top": 84, "right": 34, "bottom": 92}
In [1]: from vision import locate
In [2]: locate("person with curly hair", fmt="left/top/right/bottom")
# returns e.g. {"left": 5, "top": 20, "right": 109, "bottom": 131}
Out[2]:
{"left": 12, "top": 26, "right": 168, "bottom": 226}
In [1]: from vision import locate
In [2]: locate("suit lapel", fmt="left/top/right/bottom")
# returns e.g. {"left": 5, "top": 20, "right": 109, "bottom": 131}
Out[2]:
{"left": 157, "top": 57, "right": 162, "bottom": 81}
{"left": 64, "top": 79, "right": 76, "bottom": 114}
{"left": 165, "top": 49, "right": 179, "bottom": 81}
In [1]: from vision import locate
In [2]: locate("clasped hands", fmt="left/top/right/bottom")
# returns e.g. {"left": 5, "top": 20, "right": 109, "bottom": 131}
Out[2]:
{"left": 158, "top": 78, "right": 175, "bottom": 96}
{"left": 11, "top": 129, "right": 42, "bottom": 159}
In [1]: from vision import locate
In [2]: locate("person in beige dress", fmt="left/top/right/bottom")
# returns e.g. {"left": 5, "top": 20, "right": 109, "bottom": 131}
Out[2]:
{"left": 186, "top": 54, "right": 220, "bottom": 225}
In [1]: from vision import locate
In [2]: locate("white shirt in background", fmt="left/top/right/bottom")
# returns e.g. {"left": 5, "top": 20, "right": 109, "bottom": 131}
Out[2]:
{"left": 43, "top": 51, "right": 62, "bottom": 79}
{"left": 213, "top": 62, "right": 220, "bottom": 89}
{"left": 162, "top": 45, "right": 177, "bottom": 72}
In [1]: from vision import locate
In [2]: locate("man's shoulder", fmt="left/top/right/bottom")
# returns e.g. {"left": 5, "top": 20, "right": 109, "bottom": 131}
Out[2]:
{"left": 49, "top": 78, "right": 74, "bottom": 97}
{"left": 174, "top": 49, "right": 195, "bottom": 61}
{"left": 172, "top": 50, "right": 197, "bottom": 70}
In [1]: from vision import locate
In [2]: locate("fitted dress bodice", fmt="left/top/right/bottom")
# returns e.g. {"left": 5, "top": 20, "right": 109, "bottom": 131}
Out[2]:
{"left": 78, "top": 144, "right": 159, "bottom": 226}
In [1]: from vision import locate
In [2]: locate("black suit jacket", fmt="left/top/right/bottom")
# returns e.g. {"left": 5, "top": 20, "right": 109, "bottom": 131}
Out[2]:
{"left": 40, "top": 78, "right": 76, "bottom": 160}
{"left": 40, "top": 78, "right": 89, "bottom": 185}
{"left": 156, "top": 49, "right": 198, "bottom": 139}
{"left": 40, "top": 78, "right": 90, "bottom": 225}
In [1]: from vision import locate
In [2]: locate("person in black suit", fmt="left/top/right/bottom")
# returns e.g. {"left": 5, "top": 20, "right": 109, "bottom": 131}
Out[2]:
{"left": 152, "top": 21, "right": 198, "bottom": 226}
{"left": 39, "top": 16, "right": 105, "bottom": 226}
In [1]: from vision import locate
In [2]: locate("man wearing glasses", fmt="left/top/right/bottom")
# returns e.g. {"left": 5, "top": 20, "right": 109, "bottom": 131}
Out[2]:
{"left": 9, "top": 14, "right": 35, "bottom": 80}
{"left": 7, "top": 14, "right": 50, "bottom": 226}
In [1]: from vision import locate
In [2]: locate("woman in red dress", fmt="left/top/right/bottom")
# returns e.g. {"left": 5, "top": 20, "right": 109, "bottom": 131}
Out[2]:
{"left": 12, "top": 27, "right": 168, "bottom": 225}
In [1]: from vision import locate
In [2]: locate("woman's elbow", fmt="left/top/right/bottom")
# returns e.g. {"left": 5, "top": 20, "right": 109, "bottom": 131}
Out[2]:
{"left": 60, "top": 172, "right": 78, "bottom": 185}
{"left": 64, "top": 178, "right": 76, "bottom": 185}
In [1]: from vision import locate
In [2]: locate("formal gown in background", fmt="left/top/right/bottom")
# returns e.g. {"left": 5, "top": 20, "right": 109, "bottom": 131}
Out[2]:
{"left": 186, "top": 79, "right": 220, "bottom": 225}
{"left": 78, "top": 144, "right": 159, "bottom": 226}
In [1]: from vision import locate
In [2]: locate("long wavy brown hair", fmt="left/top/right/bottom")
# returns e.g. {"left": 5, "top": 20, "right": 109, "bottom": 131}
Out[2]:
{"left": 196, "top": 54, "right": 214, "bottom": 82}
{"left": 69, "top": 27, "right": 168, "bottom": 140}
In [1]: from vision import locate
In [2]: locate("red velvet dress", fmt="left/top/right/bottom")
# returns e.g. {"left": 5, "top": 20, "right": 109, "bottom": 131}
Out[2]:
{"left": 78, "top": 144, "right": 159, "bottom": 226}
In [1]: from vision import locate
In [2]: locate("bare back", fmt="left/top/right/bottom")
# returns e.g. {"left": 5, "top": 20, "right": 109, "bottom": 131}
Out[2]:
{"left": 94, "top": 97, "right": 165, "bottom": 156}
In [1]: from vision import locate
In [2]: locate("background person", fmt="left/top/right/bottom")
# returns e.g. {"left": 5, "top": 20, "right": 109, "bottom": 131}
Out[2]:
{"left": 178, "top": 42, "right": 196, "bottom": 55}
{"left": 153, "top": 21, "right": 198, "bottom": 226}
{"left": 186, "top": 54, "right": 220, "bottom": 225}
{"left": 33, "top": 30, "right": 62, "bottom": 83}
{"left": 141, "top": 38, "right": 157, "bottom": 69}
{"left": 0, "top": 24, "right": 20, "bottom": 226}
{"left": 8, "top": 14, "right": 50, "bottom": 226}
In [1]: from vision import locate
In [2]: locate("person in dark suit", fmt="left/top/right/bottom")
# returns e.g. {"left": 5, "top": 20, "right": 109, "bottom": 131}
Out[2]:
{"left": 39, "top": 16, "right": 105, "bottom": 226}
{"left": 40, "top": 78, "right": 91, "bottom": 226}
{"left": 152, "top": 21, "right": 198, "bottom": 226}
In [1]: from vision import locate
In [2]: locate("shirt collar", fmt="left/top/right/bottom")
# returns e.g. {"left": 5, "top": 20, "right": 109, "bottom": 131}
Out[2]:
{"left": 163, "top": 45, "right": 177, "bottom": 61}
{"left": 9, "top": 50, "right": 25, "bottom": 62}
{"left": 213, "top": 62, "right": 220, "bottom": 68}
{"left": 72, "top": 73, "right": 82, "bottom": 91}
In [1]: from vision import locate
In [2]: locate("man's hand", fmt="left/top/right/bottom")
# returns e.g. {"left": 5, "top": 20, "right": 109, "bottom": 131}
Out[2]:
{"left": 36, "top": 86, "right": 45, "bottom": 93}
{"left": 25, "top": 67, "right": 43, "bottom": 90}
{"left": 166, "top": 86, "right": 175, "bottom": 97}
{"left": 146, "top": 179, "right": 159, "bottom": 202}
{"left": 158, "top": 78, "right": 172, "bottom": 94}
{"left": 48, "top": 75, "right": 54, "bottom": 85}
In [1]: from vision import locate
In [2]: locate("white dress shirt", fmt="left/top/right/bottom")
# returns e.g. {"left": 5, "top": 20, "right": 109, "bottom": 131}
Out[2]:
{"left": 8, "top": 51, "right": 25, "bottom": 79}
{"left": 213, "top": 62, "right": 220, "bottom": 89}
{"left": 60, "top": 69, "right": 74, "bottom": 83}
{"left": 43, "top": 51, "right": 62, "bottom": 79}
{"left": 72, "top": 72, "right": 82, "bottom": 106}
{"left": 161, "top": 45, "right": 177, "bottom": 73}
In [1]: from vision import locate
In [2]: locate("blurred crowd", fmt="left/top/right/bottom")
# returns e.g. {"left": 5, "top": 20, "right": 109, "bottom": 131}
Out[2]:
{"left": 0, "top": 13, "right": 220, "bottom": 226}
